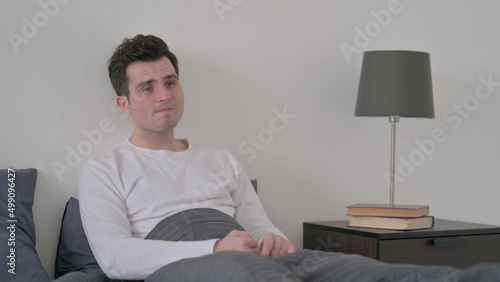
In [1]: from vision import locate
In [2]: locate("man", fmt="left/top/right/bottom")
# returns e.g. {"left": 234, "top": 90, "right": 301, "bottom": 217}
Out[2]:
{"left": 78, "top": 34, "right": 295, "bottom": 280}
{"left": 72, "top": 35, "right": 494, "bottom": 282}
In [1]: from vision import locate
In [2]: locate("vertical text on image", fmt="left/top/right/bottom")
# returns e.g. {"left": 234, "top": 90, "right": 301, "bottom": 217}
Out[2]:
{"left": 6, "top": 168, "right": 17, "bottom": 275}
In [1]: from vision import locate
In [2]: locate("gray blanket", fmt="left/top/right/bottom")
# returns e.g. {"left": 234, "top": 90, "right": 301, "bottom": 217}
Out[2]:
{"left": 144, "top": 208, "right": 500, "bottom": 282}
{"left": 144, "top": 208, "right": 245, "bottom": 241}
{"left": 57, "top": 208, "right": 500, "bottom": 281}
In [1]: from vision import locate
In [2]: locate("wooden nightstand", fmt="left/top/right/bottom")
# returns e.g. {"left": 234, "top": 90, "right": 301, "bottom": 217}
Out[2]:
{"left": 303, "top": 219, "right": 500, "bottom": 268}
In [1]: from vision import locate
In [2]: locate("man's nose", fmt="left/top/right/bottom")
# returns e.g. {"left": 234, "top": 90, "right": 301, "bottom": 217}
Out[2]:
{"left": 157, "top": 85, "right": 172, "bottom": 101}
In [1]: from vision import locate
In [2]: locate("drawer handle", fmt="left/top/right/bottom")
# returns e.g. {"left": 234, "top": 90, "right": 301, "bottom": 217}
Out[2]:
{"left": 432, "top": 238, "right": 465, "bottom": 248}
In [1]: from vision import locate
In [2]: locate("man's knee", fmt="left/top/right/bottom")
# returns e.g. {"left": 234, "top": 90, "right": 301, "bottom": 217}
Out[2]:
{"left": 146, "top": 252, "right": 258, "bottom": 282}
{"left": 146, "top": 251, "right": 290, "bottom": 282}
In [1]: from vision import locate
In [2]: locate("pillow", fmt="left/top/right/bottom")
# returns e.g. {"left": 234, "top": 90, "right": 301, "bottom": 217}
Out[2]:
{"left": 0, "top": 168, "right": 49, "bottom": 281}
{"left": 250, "top": 179, "right": 257, "bottom": 193}
{"left": 54, "top": 197, "right": 105, "bottom": 278}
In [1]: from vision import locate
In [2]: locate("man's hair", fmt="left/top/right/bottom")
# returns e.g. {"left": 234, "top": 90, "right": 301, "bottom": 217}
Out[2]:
{"left": 107, "top": 34, "right": 179, "bottom": 100}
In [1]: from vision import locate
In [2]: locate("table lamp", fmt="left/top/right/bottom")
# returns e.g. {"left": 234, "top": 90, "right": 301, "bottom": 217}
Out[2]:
{"left": 355, "top": 50, "right": 434, "bottom": 206}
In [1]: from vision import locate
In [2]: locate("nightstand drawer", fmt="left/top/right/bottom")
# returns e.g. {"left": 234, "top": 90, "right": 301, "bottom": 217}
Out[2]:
{"left": 379, "top": 234, "right": 500, "bottom": 268}
{"left": 304, "top": 220, "right": 500, "bottom": 268}
{"left": 303, "top": 228, "right": 380, "bottom": 258}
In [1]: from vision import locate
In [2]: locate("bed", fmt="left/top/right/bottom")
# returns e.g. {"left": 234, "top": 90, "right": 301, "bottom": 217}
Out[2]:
{"left": 2, "top": 168, "right": 500, "bottom": 282}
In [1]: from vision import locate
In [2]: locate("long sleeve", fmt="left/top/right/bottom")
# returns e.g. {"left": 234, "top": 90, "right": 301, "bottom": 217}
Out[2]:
{"left": 79, "top": 159, "right": 217, "bottom": 280}
{"left": 227, "top": 155, "right": 286, "bottom": 242}
{"left": 78, "top": 140, "right": 287, "bottom": 280}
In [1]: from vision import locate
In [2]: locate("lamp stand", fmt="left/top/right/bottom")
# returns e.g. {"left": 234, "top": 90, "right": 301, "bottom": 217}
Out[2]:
{"left": 389, "top": 115, "right": 399, "bottom": 206}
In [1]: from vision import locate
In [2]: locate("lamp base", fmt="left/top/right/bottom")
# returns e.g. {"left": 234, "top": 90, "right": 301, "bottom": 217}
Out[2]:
{"left": 388, "top": 115, "right": 399, "bottom": 206}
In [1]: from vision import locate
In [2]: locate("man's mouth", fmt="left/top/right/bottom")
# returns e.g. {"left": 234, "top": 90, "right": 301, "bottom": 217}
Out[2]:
{"left": 155, "top": 106, "right": 175, "bottom": 113}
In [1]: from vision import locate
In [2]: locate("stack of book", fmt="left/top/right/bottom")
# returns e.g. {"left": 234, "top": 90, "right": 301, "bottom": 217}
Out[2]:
{"left": 346, "top": 203, "right": 434, "bottom": 231}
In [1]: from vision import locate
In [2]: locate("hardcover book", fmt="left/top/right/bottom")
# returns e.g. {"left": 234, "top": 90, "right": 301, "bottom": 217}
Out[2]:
{"left": 348, "top": 215, "right": 435, "bottom": 231}
{"left": 346, "top": 203, "right": 429, "bottom": 218}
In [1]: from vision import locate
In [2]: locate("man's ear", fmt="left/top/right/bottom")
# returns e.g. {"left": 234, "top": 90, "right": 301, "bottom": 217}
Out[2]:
{"left": 116, "top": 96, "right": 131, "bottom": 114}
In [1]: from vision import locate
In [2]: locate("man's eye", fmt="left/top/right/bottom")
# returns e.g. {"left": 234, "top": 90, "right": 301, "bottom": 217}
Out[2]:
{"left": 142, "top": 86, "right": 152, "bottom": 92}
{"left": 166, "top": 81, "right": 175, "bottom": 87}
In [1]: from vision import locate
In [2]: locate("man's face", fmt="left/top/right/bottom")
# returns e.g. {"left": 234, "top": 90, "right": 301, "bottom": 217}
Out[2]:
{"left": 118, "top": 56, "right": 184, "bottom": 135}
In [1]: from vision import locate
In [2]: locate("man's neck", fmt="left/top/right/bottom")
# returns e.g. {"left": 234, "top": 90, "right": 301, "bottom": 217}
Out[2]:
{"left": 129, "top": 130, "right": 188, "bottom": 152}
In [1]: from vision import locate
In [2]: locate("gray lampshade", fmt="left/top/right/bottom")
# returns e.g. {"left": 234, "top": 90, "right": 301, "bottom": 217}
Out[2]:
{"left": 355, "top": 50, "right": 435, "bottom": 118}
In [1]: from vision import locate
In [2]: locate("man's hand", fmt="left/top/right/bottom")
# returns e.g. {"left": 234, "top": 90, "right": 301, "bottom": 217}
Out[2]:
{"left": 213, "top": 230, "right": 259, "bottom": 254}
{"left": 257, "top": 232, "right": 296, "bottom": 256}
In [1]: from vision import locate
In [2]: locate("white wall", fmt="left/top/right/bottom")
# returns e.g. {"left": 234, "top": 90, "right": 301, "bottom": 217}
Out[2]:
{"left": 2, "top": 0, "right": 500, "bottom": 278}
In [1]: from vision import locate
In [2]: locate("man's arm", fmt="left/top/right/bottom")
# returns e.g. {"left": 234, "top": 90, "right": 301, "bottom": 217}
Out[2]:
{"left": 79, "top": 160, "right": 218, "bottom": 280}
{"left": 226, "top": 153, "right": 296, "bottom": 255}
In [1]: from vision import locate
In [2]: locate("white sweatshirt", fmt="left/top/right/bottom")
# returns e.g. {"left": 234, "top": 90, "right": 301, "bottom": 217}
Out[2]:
{"left": 78, "top": 139, "right": 284, "bottom": 280}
